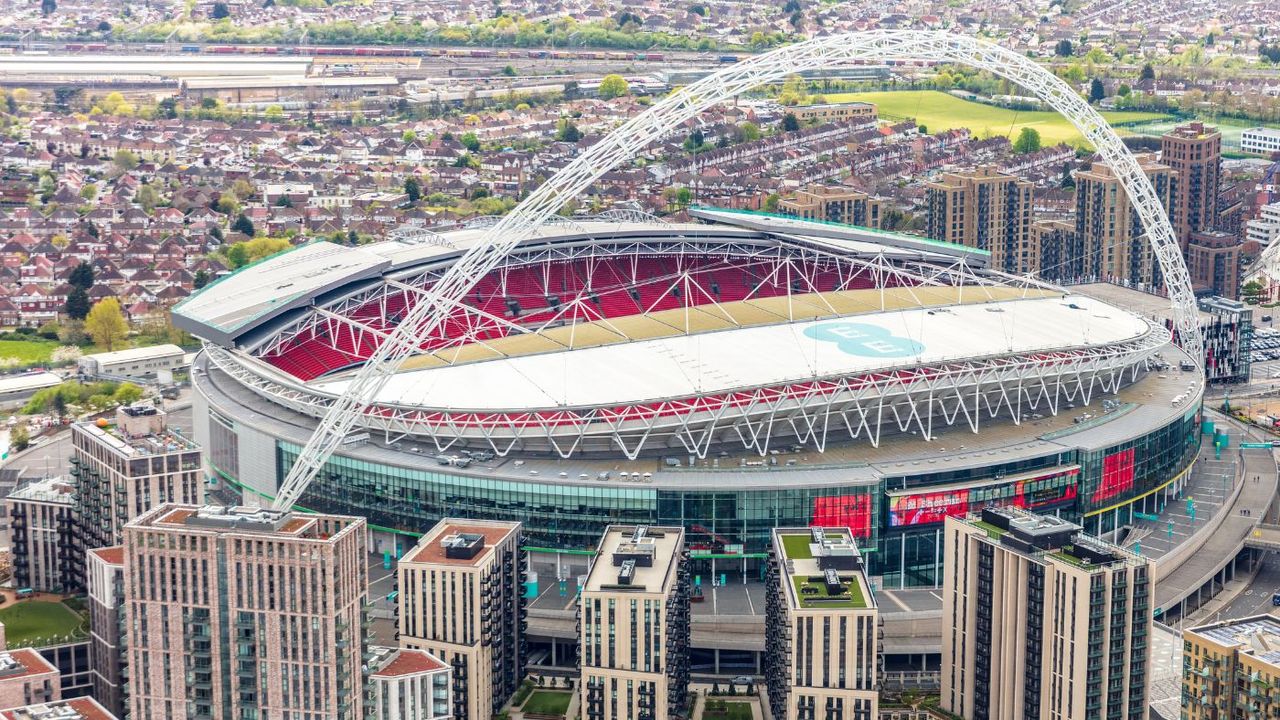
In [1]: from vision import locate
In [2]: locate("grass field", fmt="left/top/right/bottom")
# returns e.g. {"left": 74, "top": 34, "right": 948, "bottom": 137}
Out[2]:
{"left": 0, "top": 339, "right": 59, "bottom": 365}
{"left": 0, "top": 600, "right": 88, "bottom": 647}
{"left": 704, "top": 701, "right": 754, "bottom": 720}
{"left": 820, "top": 91, "right": 1172, "bottom": 147}
{"left": 523, "top": 690, "right": 573, "bottom": 716}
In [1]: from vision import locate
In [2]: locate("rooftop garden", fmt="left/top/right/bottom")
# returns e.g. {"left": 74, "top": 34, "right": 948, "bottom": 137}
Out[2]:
{"left": 792, "top": 575, "right": 867, "bottom": 609}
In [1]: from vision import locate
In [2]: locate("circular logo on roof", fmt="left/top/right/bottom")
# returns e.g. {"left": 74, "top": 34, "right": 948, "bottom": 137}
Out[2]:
{"left": 804, "top": 322, "right": 924, "bottom": 358}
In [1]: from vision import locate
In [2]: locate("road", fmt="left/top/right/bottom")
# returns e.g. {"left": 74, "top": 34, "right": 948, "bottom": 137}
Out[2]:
{"left": 1217, "top": 553, "right": 1280, "bottom": 620}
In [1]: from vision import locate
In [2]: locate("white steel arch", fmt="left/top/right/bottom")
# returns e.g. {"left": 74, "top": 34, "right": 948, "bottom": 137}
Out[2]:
{"left": 271, "top": 30, "right": 1202, "bottom": 510}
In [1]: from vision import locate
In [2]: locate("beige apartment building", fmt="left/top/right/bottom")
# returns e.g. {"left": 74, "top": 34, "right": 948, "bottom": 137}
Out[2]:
{"left": 397, "top": 519, "right": 525, "bottom": 720}
{"left": 926, "top": 165, "right": 1034, "bottom": 274}
{"left": 765, "top": 527, "right": 878, "bottom": 720}
{"left": 70, "top": 404, "right": 204, "bottom": 587}
{"left": 942, "top": 507, "right": 1152, "bottom": 720}
{"left": 778, "top": 185, "right": 884, "bottom": 228}
{"left": 123, "top": 504, "right": 368, "bottom": 720}
{"left": 579, "top": 525, "right": 690, "bottom": 720}
{"left": 1074, "top": 153, "right": 1176, "bottom": 290}
{"left": 1183, "top": 615, "right": 1280, "bottom": 719}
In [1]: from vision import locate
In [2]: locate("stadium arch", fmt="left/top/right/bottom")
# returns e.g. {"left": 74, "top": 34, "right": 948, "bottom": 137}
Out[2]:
{"left": 272, "top": 30, "right": 1202, "bottom": 511}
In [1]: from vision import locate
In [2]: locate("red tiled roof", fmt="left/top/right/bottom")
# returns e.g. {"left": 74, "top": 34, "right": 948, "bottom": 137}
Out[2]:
{"left": 88, "top": 546, "right": 124, "bottom": 566}
{"left": 406, "top": 523, "right": 516, "bottom": 567}
{"left": 370, "top": 648, "right": 448, "bottom": 678}
{"left": 0, "top": 648, "right": 59, "bottom": 680}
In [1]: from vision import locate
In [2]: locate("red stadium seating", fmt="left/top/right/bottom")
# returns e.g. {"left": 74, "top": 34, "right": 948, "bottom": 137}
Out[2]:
{"left": 260, "top": 253, "right": 923, "bottom": 380}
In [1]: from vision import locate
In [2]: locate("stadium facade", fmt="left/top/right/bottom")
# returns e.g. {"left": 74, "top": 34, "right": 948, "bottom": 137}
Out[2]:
{"left": 177, "top": 210, "right": 1204, "bottom": 586}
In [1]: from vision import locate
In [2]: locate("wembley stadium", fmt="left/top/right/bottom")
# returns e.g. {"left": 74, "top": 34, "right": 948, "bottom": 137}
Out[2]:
{"left": 176, "top": 207, "right": 1204, "bottom": 586}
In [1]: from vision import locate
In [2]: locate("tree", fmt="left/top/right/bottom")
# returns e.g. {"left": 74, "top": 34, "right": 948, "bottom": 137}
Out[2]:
{"left": 231, "top": 214, "right": 256, "bottom": 237}
{"left": 1088, "top": 78, "right": 1105, "bottom": 104}
{"left": 781, "top": 112, "right": 800, "bottom": 132}
{"left": 598, "top": 74, "right": 630, "bottom": 100}
{"left": 1013, "top": 127, "right": 1043, "bottom": 154}
{"left": 114, "top": 382, "right": 144, "bottom": 405}
{"left": 1243, "top": 279, "right": 1265, "bottom": 304}
{"left": 135, "top": 184, "right": 160, "bottom": 213}
{"left": 460, "top": 132, "right": 481, "bottom": 152}
{"left": 403, "top": 177, "right": 422, "bottom": 205}
{"left": 683, "top": 128, "right": 705, "bottom": 152}
{"left": 1117, "top": 84, "right": 1132, "bottom": 97}
{"left": 217, "top": 192, "right": 240, "bottom": 216}
{"left": 1140, "top": 63, "right": 1156, "bottom": 81}
{"left": 348, "top": 229, "right": 359, "bottom": 246}
{"left": 738, "top": 121, "right": 760, "bottom": 142}
{"left": 80, "top": 183, "right": 97, "bottom": 201}
{"left": 40, "top": 0, "right": 55, "bottom": 15}
{"left": 113, "top": 149, "right": 139, "bottom": 172}
{"left": 85, "top": 298, "right": 128, "bottom": 351}
{"left": 1055, "top": 39, "right": 1074, "bottom": 57}
{"left": 226, "top": 243, "right": 249, "bottom": 268}
{"left": 65, "top": 287, "right": 90, "bottom": 321}
{"left": 69, "top": 261, "right": 94, "bottom": 290}
{"left": 193, "top": 269, "right": 210, "bottom": 289}
{"left": 501, "top": 65, "right": 517, "bottom": 77}
{"left": 157, "top": 96, "right": 177, "bottom": 120}
{"left": 764, "top": 193, "right": 780, "bottom": 212}
{"left": 211, "top": 1, "right": 230, "bottom": 19}
{"left": 264, "top": 104, "right": 284, "bottom": 121}
{"left": 556, "top": 119, "right": 581, "bottom": 143}
{"left": 10, "top": 424, "right": 28, "bottom": 452}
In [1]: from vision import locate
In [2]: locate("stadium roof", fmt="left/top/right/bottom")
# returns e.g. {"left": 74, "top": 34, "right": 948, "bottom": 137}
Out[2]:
{"left": 312, "top": 294, "right": 1151, "bottom": 411}
{"left": 174, "top": 215, "right": 985, "bottom": 346}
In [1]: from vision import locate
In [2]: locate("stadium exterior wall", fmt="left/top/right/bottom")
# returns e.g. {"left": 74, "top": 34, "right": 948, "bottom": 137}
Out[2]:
{"left": 193, "top": 352, "right": 1203, "bottom": 587}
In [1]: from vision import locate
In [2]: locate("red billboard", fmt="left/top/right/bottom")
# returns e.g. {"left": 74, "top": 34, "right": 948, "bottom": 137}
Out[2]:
{"left": 889, "top": 489, "right": 970, "bottom": 527}
{"left": 889, "top": 468, "right": 1081, "bottom": 527}
{"left": 1092, "top": 448, "right": 1136, "bottom": 503}
{"left": 812, "top": 494, "right": 872, "bottom": 538}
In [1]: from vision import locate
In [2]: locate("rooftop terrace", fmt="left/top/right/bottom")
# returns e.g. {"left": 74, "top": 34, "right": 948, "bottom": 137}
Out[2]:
{"left": 775, "top": 527, "right": 873, "bottom": 610}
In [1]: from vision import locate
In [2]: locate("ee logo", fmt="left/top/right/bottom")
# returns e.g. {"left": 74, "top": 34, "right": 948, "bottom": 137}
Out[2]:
{"left": 803, "top": 322, "right": 924, "bottom": 358}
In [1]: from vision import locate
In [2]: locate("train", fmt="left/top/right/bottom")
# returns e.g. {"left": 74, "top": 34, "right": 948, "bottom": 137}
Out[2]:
{"left": 21, "top": 41, "right": 674, "bottom": 62}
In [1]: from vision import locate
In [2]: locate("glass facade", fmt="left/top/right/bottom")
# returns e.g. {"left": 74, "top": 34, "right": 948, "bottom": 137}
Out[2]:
{"left": 263, "top": 405, "right": 1200, "bottom": 585}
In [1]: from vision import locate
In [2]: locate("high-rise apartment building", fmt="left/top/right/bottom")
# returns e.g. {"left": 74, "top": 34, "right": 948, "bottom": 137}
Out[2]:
{"left": 1187, "top": 230, "right": 1242, "bottom": 299}
{"left": 778, "top": 185, "right": 884, "bottom": 228}
{"left": 765, "top": 527, "right": 878, "bottom": 720}
{"left": 70, "top": 404, "right": 203, "bottom": 586}
{"left": 926, "top": 165, "right": 1034, "bottom": 274}
{"left": 85, "top": 545, "right": 125, "bottom": 719}
{"left": 397, "top": 519, "right": 525, "bottom": 720}
{"left": 123, "top": 504, "right": 367, "bottom": 720}
{"left": 6, "top": 476, "right": 76, "bottom": 593}
{"left": 1162, "top": 121, "right": 1222, "bottom": 247}
{"left": 1030, "top": 218, "right": 1084, "bottom": 282}
{"left": 1074, "top": 154, "right": 1175, "bottom": 290}
{"left": 365, "top": 647, "right": 452, "bottom": 720}
{"left": 579, "top": 525, "right": 690, "bottom": 720}
{"left": 942, "top": 507, "right": 1152, "bottom": 720}
{"left": 1183, "top": 615, "right": 1280, "bottom": 719}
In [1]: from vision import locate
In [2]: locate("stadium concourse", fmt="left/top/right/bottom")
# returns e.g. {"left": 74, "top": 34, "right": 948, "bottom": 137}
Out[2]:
{"left": 177, "top": 208, "right": 1215, "bottom": 671}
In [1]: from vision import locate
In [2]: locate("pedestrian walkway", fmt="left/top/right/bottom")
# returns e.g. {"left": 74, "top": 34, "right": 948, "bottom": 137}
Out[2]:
{"left": 1154, "top": 410, "right": 1278, "bottom": 613}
